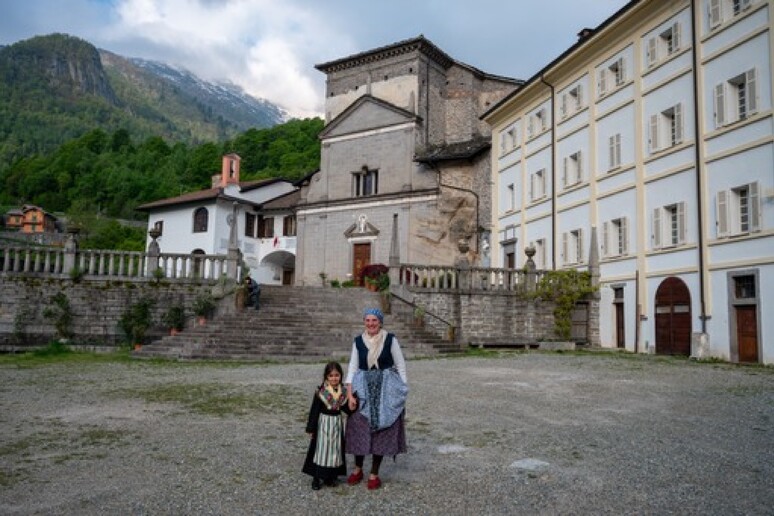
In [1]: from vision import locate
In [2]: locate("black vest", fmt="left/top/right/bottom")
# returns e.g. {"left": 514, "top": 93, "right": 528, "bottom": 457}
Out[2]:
{"left": 354, "top": 333, "right": 395, "bottom": 371}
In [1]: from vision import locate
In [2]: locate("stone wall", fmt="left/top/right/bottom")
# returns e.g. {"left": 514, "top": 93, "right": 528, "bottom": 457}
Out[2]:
{"left": 0, "top": 276, "right": 228, "bottom": 350}
{"left": 393, "top": 288, "right": 575, "bottom": 345}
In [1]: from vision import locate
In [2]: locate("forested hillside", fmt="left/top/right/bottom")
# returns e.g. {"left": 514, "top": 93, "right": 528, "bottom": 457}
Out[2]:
{"left": 0, "top": 34, "right": 287, "bottom": 166}
{"left": 0, "top": 118, "right": 324, "bottom": 221}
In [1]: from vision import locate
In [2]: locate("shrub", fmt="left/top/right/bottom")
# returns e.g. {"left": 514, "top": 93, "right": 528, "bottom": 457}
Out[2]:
{"left": 360, "top": 263, "right": 388, "bottom": 284}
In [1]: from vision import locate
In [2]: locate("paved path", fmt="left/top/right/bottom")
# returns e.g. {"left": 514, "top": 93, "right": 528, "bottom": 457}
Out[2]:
{"left": 1, "top": 352, "right": 772, "bottom": 515}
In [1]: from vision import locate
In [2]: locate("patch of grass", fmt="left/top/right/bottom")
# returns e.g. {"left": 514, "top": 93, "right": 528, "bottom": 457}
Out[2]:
{"left": 113, "top": 383, "right": 306, "bottom": 417}
{"left": 0, "top": 346, "right": 134, "bottom": 368}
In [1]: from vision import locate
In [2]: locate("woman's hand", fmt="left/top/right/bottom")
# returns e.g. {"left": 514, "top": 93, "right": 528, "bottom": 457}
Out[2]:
{"left": 348, "top": 396, "right": 357, "bottom": 411}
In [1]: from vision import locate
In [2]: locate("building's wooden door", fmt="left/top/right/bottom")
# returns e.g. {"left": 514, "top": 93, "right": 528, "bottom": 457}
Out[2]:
{"left": 655, "top": 277, "right": 691, "bottom": 355}
{"left": 353, "top": 243, "right": 371, "bottom": 286}
{"left": 615, "top": 303, "right": 625, "bottom": 348}
{"left": 282, "top": 269, "right": 293, "bottom": 286}
{"left": 736, "top": 305, "right": 759, "bottom": 363}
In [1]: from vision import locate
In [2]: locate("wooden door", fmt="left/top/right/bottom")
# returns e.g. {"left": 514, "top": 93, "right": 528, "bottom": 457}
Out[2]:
{"left": 353, "top": 243, "right": 371, "bottom": 286}
{"left": 654, "top": 277, "right": 691, "bottom": 355}
{"left": 736, "top": 305, "right": 759, "bottom": 363}
{"left": 282, "top": 269, "right": 293, "bottom": 286}
{"left": 615, "top": 303, "right": 625, "bottom": 348}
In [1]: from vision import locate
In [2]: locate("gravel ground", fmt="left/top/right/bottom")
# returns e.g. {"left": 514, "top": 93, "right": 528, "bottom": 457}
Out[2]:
{"left": 0, "top": 351, "right": 772, "bottom": 515}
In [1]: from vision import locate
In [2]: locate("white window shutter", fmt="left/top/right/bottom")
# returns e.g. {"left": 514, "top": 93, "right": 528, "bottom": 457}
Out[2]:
{"left": 717, "top": 190, "right": 729, "bottom": 237}
{"left": 577, "top": 151, "right": 583, "bottom": 182}
{"left": 599, "top": 69, "right": 607, "bottom": 96}
{"left": 653, "top": 208, "right": 662, "bottom": 249}
{"left": 714, "top": 83, "right": 726, "bottom": 127}
{"left": 746, "top": 68, "right": 758, "bottom": 115}
{"left": 560, "top": 94, "right": 567, "bottom": 118}
{"left": 577, "top": 84, "right": 583, "bottom": 109}
{"left": 673, "top": 22, "right": 681, "bottom": 52}
{"left": 749, "top": 182, "right": 761, "bottom": 232}
{"left": 647, "top": 37, "right": 657, "bottom": 66}
{"left": 562, "top": 232, "right": 568, "bottom": 264}
{"left": 562, "top": 157, "right": 568, "bottom": 187}
{"left": 528, "top": 118, "right": 534, "bottom": 138}
{"left": 609, "top": 135, "right": 615, "bottom": 170}
{"left": 622, "top": 217, "right": 629, "bottom": 255}
{"left": 619, "top": 58, "right": 626, "bottom": 84}
{"left": 578, "top": 229, "right": 584, "bottom": 263}
{"left": 602, "top": 221, "right": 609, "bottom": 257}
{"left": 674, "top": 104, "right": 683, "bottom": 144}
{"left": 540, "top": 109, "right": 547, "bottom": 130}
{"left": 709, "top": 0, "right": 721, "bottom": 29}
{"left": 649, "top": 114, "right": 659, "bottom": 153}
{"left": 677, "top": 202, "right": 686, "bottom": 244}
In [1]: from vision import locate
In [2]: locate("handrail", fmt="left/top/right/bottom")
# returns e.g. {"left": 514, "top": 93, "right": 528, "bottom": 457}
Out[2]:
{"left": 389, "top": 291, "right": 456, "bottom": 341}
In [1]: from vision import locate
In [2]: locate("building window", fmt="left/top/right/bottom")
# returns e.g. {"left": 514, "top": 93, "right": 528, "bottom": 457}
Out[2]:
{"left": 530, "top": 169, "right": 546, "bottom": 201}
{"left": 527, "top": 108, "right": 547, "bottom": 138}
{"left": 500, "top": 123, "right": 518, "bottom": 155}
{"left": 608, "top": 133, "right": 621, "bottom": 171}
{"left": 257, "top": 216, "right": 274, "bottom": 238}
{"left": 653, "top": 202, "right": 686, "bottom": 249}
{"left": 561, "top": 85, "right": 583, "bottom": 118}
{"left": 534, "top": 238, "right": 546, "bottom": 269}
{"left": 193, "top": 207, "right": 208, "bottom": 233}
{"left": 714, "top": 69, "right": 757, "bottom": 128}
{"left": 717, "top": 183, "right": 760, "bottom": 238}
{"left": 283, "top": 215, "right": 296, "bottom": 236}
{"left": 245, "top": 212, "right": 256, "bottom": 237}
{"left": 646, "top": 22, "right": 681, "bottom": 67}
{"left": 154, "top": 220, "right": 164, "bottom": 236}
{"left": 506, "top": 184, "right": 515, "bottom": 212}
{"left": 709, "top": 0, "right": 754, "bottom": 29}
{"left": 733, "top": 275, "right": 756, "bottom": 299}
{"left": 599, "top": 58, "right": 626, "bottom": 97}
{"left": 353, "top": 168, "right": 378, "bottom": 197}
{"left": 648, "top": 104, "right": 683, "bottom": 154}
{"left": 562, "top": 228, "right": 584, "bottom": 265}
{"left": 562, "top": 151, "right": 582, "bottom": 188}
{"left": 603, "top": 217, "right": 628, "bottom": 257}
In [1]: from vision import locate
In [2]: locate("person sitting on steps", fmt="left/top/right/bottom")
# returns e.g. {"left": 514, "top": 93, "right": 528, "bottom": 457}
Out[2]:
{"left": 245, "top": 276, "right": 261, "bottom": 311}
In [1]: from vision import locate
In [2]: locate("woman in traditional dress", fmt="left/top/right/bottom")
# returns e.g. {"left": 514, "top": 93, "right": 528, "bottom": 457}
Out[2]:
{"left": 344, "top": 308, "right": 408, "bottom": 490}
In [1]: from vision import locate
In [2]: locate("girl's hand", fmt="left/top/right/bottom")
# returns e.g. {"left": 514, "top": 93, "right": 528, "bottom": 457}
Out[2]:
{"left": 348, "top": 397, "right": 357, "bottom": 411}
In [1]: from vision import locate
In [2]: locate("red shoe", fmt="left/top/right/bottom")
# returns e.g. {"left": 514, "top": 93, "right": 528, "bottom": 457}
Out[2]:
{"left": 367, "top": 476, "right": 381, "bottom": 490}
{"left": 347, "top": 470, "right": 363, "bottom": 485}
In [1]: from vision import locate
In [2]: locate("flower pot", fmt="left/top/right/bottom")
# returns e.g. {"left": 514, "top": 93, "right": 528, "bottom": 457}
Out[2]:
{"left": 196, "top": 316, "right": 207, "bottom": 326}
{"left": 133, "top": 343, "right": 142, "bottom": 351}
{"left": 170, "top": 328, "right": 181, "bottom": 336}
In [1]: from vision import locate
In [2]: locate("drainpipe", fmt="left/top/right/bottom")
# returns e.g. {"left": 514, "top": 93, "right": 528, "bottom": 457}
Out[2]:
{"left": 690, "top": 0, "right": 708, "bottom": 333}
{"left": 539, "top": 74, "right": 557, "bottom": 270}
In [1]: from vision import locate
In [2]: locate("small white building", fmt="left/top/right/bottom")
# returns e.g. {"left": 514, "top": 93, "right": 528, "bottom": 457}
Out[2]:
{"left": 484, "top": 0, "right": 773, "bottom": 364}
{"left": 138, "top": 154, "right": 299, "bottom": 285}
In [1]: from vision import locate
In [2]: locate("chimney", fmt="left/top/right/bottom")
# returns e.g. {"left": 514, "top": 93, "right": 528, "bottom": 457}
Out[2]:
{"left": 577, "top": 27, "right": 595, "bottom": 41}
{"left": 219, "top": 154, "right": 241, "bottom": 187}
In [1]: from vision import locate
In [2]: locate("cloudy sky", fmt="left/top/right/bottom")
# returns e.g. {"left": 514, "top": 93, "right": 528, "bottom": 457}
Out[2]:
{"left": 1, "top": 0, "right": 628, "bottom": 118}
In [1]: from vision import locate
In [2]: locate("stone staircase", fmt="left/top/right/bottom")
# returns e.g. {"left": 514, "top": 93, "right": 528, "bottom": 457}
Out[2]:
{"left": 133, "top": 285, "right": 461, "bottom": 362}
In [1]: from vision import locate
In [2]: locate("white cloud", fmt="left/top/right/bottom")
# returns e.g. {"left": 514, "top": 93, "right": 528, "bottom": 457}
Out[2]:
{"left": 1, "top": 0, "right": 629, "bottom": 120}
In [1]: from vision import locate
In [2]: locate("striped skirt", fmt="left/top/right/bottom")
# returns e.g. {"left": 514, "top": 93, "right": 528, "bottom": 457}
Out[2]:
{"left": 313, "top": 413, "right": 344, "bottom": 468}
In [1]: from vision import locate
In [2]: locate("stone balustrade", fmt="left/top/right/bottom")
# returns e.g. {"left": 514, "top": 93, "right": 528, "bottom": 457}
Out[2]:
{"left": 0, "top": 244, "right": 230, "bottom": 282}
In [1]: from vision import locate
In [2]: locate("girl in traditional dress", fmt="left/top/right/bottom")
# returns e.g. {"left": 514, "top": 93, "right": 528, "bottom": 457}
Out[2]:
{"left": 303, "top": 361, "right": 354, "bottom": 490}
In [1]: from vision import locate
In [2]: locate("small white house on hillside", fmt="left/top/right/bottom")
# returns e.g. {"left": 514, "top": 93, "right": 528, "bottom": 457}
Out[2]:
{"left": 137, "top": 154, "right": 299, "bottom": 285}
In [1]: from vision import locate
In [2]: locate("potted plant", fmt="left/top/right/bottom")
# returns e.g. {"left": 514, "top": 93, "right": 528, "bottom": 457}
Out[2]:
{"left": 192, "top": 292, "right": 216, "bottom": 326}
{"left": 119, "top": 297, "right": 155, "bottom": 350}
{"left": 413, "top": 304, "right": 426, "bottom": 326}
{"left": 162, "top": 303, "right": 186, "bottom": 335}
{"left": 361, "top": 263, "right": 389, "bottom": 291}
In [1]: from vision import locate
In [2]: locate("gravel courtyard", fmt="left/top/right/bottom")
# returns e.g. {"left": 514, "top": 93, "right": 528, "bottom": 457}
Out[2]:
{"left": 0, "top": 351, "right": 772, "bottom": 515}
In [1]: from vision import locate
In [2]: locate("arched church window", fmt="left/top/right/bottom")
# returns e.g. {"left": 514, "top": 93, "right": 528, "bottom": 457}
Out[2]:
{"left": 193, "top": 207, "right": 208, "bottom": 233}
